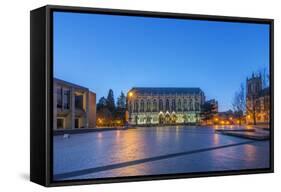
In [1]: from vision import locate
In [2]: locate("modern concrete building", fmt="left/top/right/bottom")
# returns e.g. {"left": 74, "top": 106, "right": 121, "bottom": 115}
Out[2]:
{"left": 127, "top": 87, "right": 205, "bottom": 125}
{"left": 246, "top": 74, "right": 270, "bottom": 125}
{"left": 53, "top": 78, "right": 96, "bottom": 130}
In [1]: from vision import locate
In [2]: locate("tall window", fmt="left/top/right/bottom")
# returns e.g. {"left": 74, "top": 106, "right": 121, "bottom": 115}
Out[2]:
{"left": 75, "top": 95, "right": 84, "bottom": 110}
{"left": 57, "top": 87, "right": 62, "bottom": 108}
{"left": 153, "top": 99, "right": 157, "bottom": 112}
{"left": 195, "top": 97, "right": 199, "bottom": 111}
{"left": 134, "top": 100, "right": 139, "bottom": 112}
{"left": 195, "top": 102, "right": 199, "bottom": 111}
{"left": 140, "top": 100, "right": 145, "bottom": 112}
{"left": 183, "top": 99, "right": 187, "bottom": 111}
{"left": 159, "top": 99, "right": 163, "bottom": 111}
{"left": 190, "top": 99, "right": 193, "bottom": 111}
{"left": 165, "top": 99, "right": 170, "bottom": 112}
{"left": 146, "top": 100, "right": 151, "bottom": 112}
{"left": 63, "top": 89, "right": 70, "bottom": 109}
{"left": 177, "top": 99, "right": 181, "bottom": 112}
{"left": 171, "top": 99, "right": 176, "bottom": 111}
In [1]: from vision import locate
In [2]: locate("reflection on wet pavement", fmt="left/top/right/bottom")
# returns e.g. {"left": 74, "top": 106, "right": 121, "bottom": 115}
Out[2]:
{"left": 53, "top": 126, "right": 270, "bottom": 180}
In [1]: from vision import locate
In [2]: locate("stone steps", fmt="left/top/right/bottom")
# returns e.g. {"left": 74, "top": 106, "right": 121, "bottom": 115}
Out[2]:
{"left": 216, "top": 129, "right": 270, "bottom": 140}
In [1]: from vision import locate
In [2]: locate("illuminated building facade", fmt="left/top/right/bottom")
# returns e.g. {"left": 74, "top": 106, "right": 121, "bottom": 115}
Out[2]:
{"left": 53, "top": 78, "right": 96, "bottom": 130}
{"left": 246, "top": 74, "right": 270, "bottom": 124}
{"left": 127, "top": 87, "right": 205, "bottom": 125}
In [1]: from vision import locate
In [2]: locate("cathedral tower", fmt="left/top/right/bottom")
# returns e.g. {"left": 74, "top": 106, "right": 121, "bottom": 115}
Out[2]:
{"left": 246, "top": 73, "right": 262, "bottom": 99}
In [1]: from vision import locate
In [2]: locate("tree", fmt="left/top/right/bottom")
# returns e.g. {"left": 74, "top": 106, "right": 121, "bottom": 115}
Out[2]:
{"left": 106, "top": 89, "right": 115, "bottom": 112}
{"left": 246, "top": 94, "right": 258, "bottom": 125}
{"left": 115, "top": 91, "right": 126, "bottom": 125}
{"left": 117, "top": 91, "right": 126, "bottom": 109}
{"left": 232, "top": 83, "right": 246, "bottom": 125}
{"left": 97, "top": 107, "right": 113, "bottom": 126}
{"left": 97, "top": 96, "right": 107, "bottom": 110}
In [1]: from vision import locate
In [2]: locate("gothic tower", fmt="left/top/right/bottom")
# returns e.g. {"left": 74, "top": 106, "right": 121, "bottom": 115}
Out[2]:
{"left": 246, "top": 73, "right": 262, "bottom": 99}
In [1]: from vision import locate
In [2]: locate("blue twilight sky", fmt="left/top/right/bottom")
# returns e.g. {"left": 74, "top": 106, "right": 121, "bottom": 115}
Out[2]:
{"left": 53, "top": 11, "right": 270, "bottom": 112}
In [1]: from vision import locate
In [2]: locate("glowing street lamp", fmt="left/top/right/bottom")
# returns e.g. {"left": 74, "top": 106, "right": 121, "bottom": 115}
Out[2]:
{"left": 128, "top": 92, "right": 133, "bottom": 98}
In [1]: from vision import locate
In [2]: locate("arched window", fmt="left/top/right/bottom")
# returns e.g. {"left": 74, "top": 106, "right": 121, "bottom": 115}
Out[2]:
{"left": 140, "top": 100, "right": 144, "bottom": 112}
{"left": 153, "top": 99, "right": 157, "bottom": 112}
{"left": 171, "top": 99, "right": 176, "bottom": 111}
{"left": 183, "top": 99, "right": 187, "bottom": 111}
{"left": 177, "top": 99, "right": 181, "bottom": 112}
{"left": 159, "top": 99, "right": 163, "bottom": 111}
{"left": 165, "top": 99, "right": 170, "bottom": 112}
{"left": 134, "top": 100, "right": 139, "bottom": 112}
{"left": 146, "top": 100, "right": 151, "bottom": 112}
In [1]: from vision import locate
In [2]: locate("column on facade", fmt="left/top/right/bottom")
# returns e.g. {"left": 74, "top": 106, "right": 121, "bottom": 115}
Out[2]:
{"left": 85, "top": 91, "right": 89, "bottom": 128}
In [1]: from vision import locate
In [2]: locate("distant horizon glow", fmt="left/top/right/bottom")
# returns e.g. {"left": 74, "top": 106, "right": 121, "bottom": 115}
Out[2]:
{"left": 53, "top": 11, "right": 270, "bottom": 112}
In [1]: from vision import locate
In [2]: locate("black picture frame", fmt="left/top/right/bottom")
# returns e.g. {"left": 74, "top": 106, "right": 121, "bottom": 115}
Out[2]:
{"left": 30, "top": 5, "right": 274, "bottom": 187}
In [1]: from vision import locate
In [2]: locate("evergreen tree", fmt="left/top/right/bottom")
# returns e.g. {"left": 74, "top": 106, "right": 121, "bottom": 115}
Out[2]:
{"left": 97, "top": 96, "right": 107, "bottom": 110}
{"left": 106, "top": 89, "right": 115, "bottom": 112}
{"left": 117, "top": 91, "right": 126, "bottom": 109}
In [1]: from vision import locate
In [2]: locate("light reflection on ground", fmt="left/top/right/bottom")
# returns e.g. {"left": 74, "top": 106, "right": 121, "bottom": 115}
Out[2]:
{"left": 53, "top": 126, "right": 270, "bottom": 181}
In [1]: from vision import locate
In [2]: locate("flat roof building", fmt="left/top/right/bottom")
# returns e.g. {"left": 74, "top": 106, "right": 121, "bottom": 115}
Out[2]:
{"left": 53, "top": 78, "right": 96, "bottom": 130}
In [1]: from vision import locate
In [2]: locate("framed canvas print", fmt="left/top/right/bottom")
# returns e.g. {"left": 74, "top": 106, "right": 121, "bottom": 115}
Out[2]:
{"left": 30, "top": 5, "right": 274, "bottom": 187}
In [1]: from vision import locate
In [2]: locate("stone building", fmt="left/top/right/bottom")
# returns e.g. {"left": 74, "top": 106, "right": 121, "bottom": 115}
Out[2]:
{"left": 246, "top": 74, "right": 270, "bottom": 125}
{"left": 53, "top": 78, "right": 96, "bottom": 130}
{"left": 127, "top": 87, "right": 205, "bottom": 125}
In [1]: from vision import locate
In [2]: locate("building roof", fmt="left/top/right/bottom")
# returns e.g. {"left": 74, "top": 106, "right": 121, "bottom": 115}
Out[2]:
{"left": 129, "top": 87, "right": 204, "bottom": 95}
{"left": 54, "top": 78, "right": 89, "bottom": 91}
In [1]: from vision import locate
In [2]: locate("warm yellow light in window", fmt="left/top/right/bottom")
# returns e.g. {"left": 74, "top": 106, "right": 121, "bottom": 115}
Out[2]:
{"left": 128, "top": 92, "right": 133, "bottom": 97}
